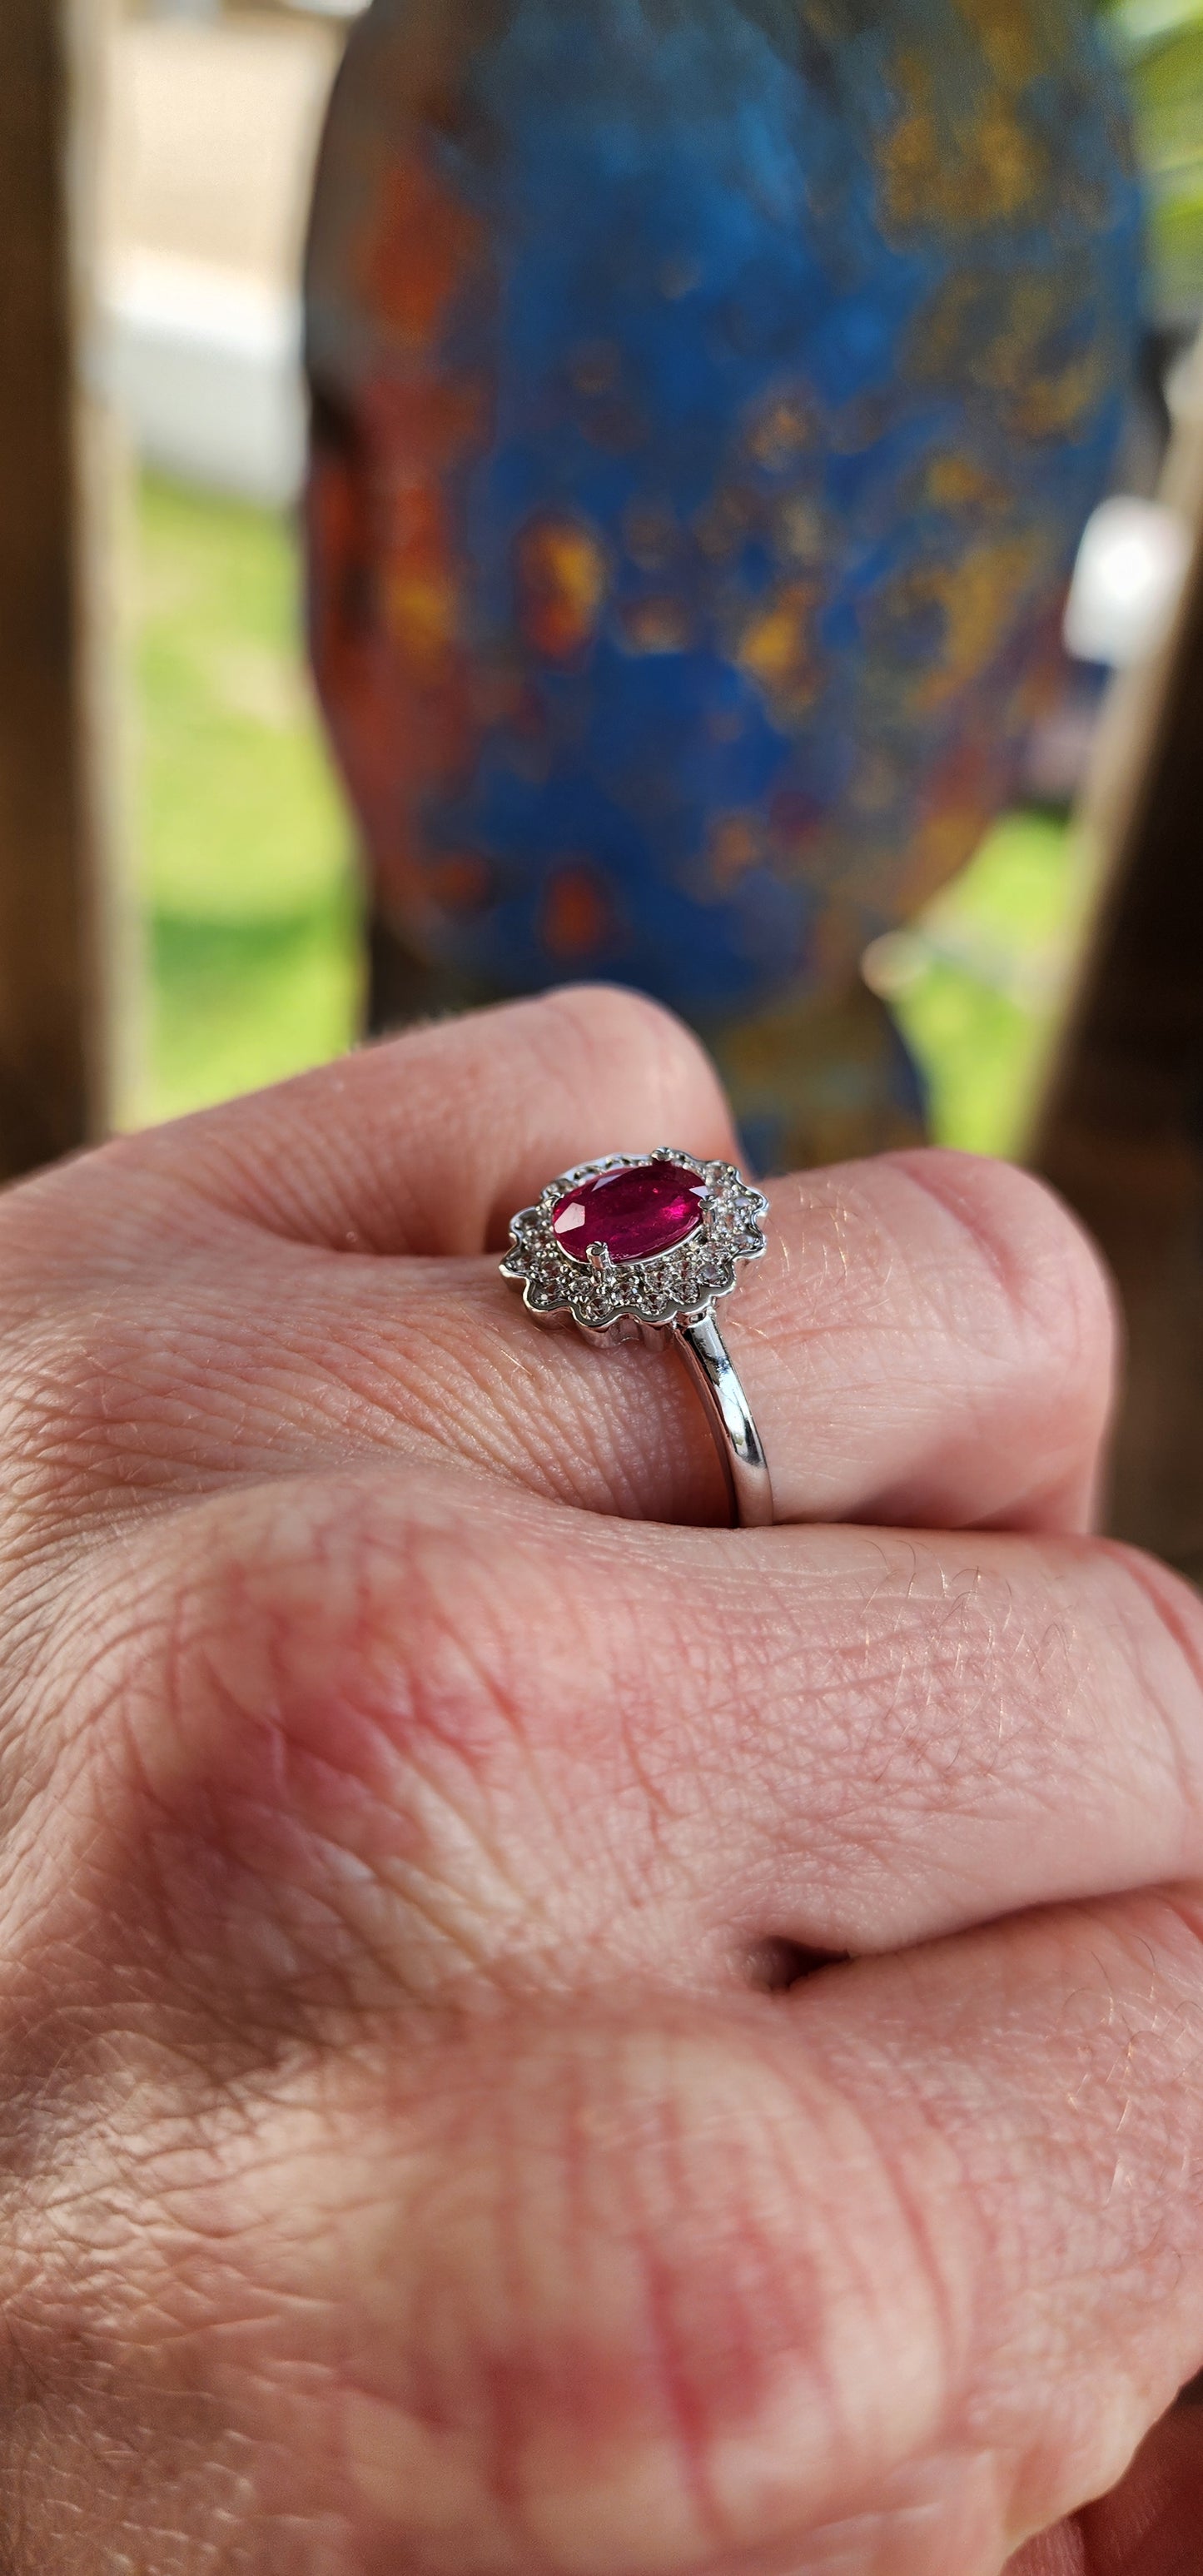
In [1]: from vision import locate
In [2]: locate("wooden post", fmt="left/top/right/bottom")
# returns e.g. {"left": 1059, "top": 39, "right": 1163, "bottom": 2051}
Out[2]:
{"left": 1030, "top": 368, "right": 1203, "bottom": 1584}
{"left": 0, "top": 0, "right": 116, "bottom": 1178}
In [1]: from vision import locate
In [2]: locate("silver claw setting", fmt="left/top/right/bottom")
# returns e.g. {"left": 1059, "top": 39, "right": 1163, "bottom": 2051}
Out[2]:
{"left": 500, "top": 1149, "right": 769, "bottom": 1346}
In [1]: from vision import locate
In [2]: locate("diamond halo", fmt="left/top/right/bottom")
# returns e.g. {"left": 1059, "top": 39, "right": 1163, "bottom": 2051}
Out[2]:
{"left": 500, "top": 1148, "right": 769, "bottom": 1347}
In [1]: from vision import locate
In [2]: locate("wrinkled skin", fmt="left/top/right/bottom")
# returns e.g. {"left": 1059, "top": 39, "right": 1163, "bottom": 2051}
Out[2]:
{"left": 0, "top": 983, "right": 1202, "bottom": 2574}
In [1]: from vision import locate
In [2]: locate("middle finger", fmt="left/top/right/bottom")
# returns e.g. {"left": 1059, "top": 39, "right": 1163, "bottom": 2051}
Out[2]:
{"left": 17, "top": 1149, "right": 1116, "bottom": 1541}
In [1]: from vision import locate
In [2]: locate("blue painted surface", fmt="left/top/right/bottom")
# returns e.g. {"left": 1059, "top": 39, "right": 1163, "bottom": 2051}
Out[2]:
{"left": 306, "top": 0, "right": 1142, "bottom": 1161}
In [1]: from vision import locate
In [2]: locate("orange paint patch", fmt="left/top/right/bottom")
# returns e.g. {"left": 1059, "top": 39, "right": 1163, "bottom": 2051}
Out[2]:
{"left": 517, "top": 517, "right": 609, "bottom": 662}
{"left": 426, "top": 851, "right": 492, "bottom": 913}
{"left": 540, "top": 864, "right": 617, "bottom": 960}
{"left": 361, "top": 153, "right": 486, "bottom": 355}
{"left": 358, "top": 370, "right": 495, "bottom": 796}
{"left": 379, "top": 476, "right": 462, "bottom": 684}
{"left": 706, "top": 813, "right": 765, "bottom": 891}
{"left": 366, "top": 371, "right": 491, "bottom": 470}
{"left": 385, "top": 571, "right": 460, "bottom": 679}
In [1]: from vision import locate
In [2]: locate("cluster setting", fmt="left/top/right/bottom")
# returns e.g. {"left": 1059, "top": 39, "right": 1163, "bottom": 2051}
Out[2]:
{"left": 500, "top": 1149, "right": 768, "bottom": 1342}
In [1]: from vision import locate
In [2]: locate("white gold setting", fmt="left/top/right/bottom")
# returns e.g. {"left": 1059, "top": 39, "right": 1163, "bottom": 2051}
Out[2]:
{"left": 500, "top": 1147, "right": 769, "bottom": 1346}
{"left": 500, "top": 1149, "right": 775, "bottom": 1528}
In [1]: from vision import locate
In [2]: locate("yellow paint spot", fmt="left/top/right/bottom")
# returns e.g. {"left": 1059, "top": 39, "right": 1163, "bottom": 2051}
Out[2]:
{"left": 517, "top": 517, "right": 609, "bottom": 661}
{"left": 953, "top": 0, "right": 1045, "bottom": 92}
{"left": 386, "top": 572, "right": 459, "bottom": 679}
{"left": 738, "top": 582, "right": 820, "bottom": 718}
{"left": 707, "top": 813, "right": 764, "bottom": 889}
{"left": 878, "top": 56, "right": 1046, "bottom": 233}
{"left": 892, "top": 535, "right": 1043, "bottom": 709}
{"left": 1015, "top": 349, "right": 1107, "bottom": 440}
{"left": 925, "top": 453, "right": 1007, "bottom": 513}
{"left": 911, "top": 271, "right": 1104, "bottom": 446}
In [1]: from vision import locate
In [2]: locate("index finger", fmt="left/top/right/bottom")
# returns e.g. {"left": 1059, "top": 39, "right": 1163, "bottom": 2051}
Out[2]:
{"left": 105, "top": 984, "right": 739, "bottom": 1257}
{"left": 0, "top": 988, "right": 1114, "bottom": 1537}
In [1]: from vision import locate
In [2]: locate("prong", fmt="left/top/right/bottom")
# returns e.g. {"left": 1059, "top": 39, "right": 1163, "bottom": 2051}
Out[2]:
{"left": 586, "top": 1239, "right": 614, "bottom": 1274}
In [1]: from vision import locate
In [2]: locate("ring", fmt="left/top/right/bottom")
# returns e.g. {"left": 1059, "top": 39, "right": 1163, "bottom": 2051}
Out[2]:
{"left": 500, "top": 1149, "right": 774, "bottom": 1527}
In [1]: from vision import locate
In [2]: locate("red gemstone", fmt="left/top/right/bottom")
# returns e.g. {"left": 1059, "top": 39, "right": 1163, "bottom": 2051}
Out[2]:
{"left": 551, "top": 1160, "right": 709, "bottom": 1265}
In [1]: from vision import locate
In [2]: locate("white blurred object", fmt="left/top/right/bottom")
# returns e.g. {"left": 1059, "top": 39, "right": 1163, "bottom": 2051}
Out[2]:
{"left": 102, "top": 16, "right": 339, "bottom": 503}
{"left": 110, "top": 19, "right": 336, "bottom": 288}
{"left": 105, "top": 253, "right": 304, "bottom": 506}
{"left": 1063, "top": 495, "right": 1193, "bottom": 669}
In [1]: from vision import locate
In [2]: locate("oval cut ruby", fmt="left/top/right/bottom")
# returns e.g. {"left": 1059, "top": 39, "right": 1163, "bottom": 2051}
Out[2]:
{"left": 551, "top": 1159, "right": 709, "bottom": 1265}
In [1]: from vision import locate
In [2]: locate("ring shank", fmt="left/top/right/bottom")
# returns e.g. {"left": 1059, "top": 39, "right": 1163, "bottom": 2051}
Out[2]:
{"left": 672, "top": 1310, "right": 774, "bottom": 1529}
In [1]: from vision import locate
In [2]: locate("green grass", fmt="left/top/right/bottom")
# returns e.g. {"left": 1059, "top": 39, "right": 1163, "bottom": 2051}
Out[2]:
{"left": 128, "top": 473, "right": 360, "bottom": 1128}
{"left": 129, "top": 473, "right": 1082, "bottom": 1162}
{"left": 889, "top": 808, "right": 1092, "bottom": 1159}
{"left": 1103, "top": 0, "right": 1203, "bottom": 313}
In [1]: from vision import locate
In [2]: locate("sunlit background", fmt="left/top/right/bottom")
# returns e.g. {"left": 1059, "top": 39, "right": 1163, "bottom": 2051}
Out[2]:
{"left": 107, "top": 0, "right": 1203, "bottom": 1151}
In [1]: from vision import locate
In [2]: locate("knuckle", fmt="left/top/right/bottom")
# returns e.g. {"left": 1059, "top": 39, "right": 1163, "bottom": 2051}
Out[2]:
{"left": 895, "top": 1147, "right": 1116, "bottom": 1396}
{"left": 69, "top": 1478, "right": 545, "bottom": 2022}
{"left": 0, "top": 1303, "right": 216, "bottom": 1540}
{"left": 0, "top": 2010, "right": 952, "bottom": 2576}
{"left": 228, "top": 2012, "right": 947, "bottom": 2574}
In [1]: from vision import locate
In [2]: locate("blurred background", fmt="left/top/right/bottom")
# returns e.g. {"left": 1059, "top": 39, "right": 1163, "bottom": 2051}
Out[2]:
{"left": 100, "top": 0, "right": 1203, "bottom": 1149}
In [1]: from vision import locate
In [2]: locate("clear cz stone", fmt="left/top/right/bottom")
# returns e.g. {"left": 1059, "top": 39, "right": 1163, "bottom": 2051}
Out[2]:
{"left": 551, "top": 1160, "right": 709, "bottom": 1265}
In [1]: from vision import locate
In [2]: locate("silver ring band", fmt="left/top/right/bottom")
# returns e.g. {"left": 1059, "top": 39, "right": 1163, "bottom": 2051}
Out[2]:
{"left": 500, "top": 1148, "right": 775, "bottom": 1529}
{"left": 673, "top": 1310, "right": 774, "bottom": 1529}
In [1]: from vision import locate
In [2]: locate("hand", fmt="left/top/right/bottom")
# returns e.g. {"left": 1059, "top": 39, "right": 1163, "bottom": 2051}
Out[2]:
{"left": 0, "top": 984, "right": 1201, "bottom": 2574}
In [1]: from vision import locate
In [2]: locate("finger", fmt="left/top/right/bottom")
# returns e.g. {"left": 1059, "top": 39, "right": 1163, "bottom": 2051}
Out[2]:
{"left": 28, "top": 983, "right": 738, "bottom": 1261}
{"left": 35, "top": 1468, "right": 1203, "bottom": 1994}
{"left": 484, "top": 1142, "right": 1116, "bottom": 1530}
{"left": 2, "top": 1137, "right": 1114, "bottom": 1546}
{"left": 80, "top": 1887, "right": 1203, "bottom": 2576}
{"left": 23, "top": 1486, "right": 1203, "bottom": 2568}
{"left": 359, "top": 1142, "right": 1115, "bottom": 1528}
{"left": 341, "top": 1508, "right": 1202, "bottom": 1973}
{"left": 313, "top": 1892, "right": 1203, "bottom": 2569}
